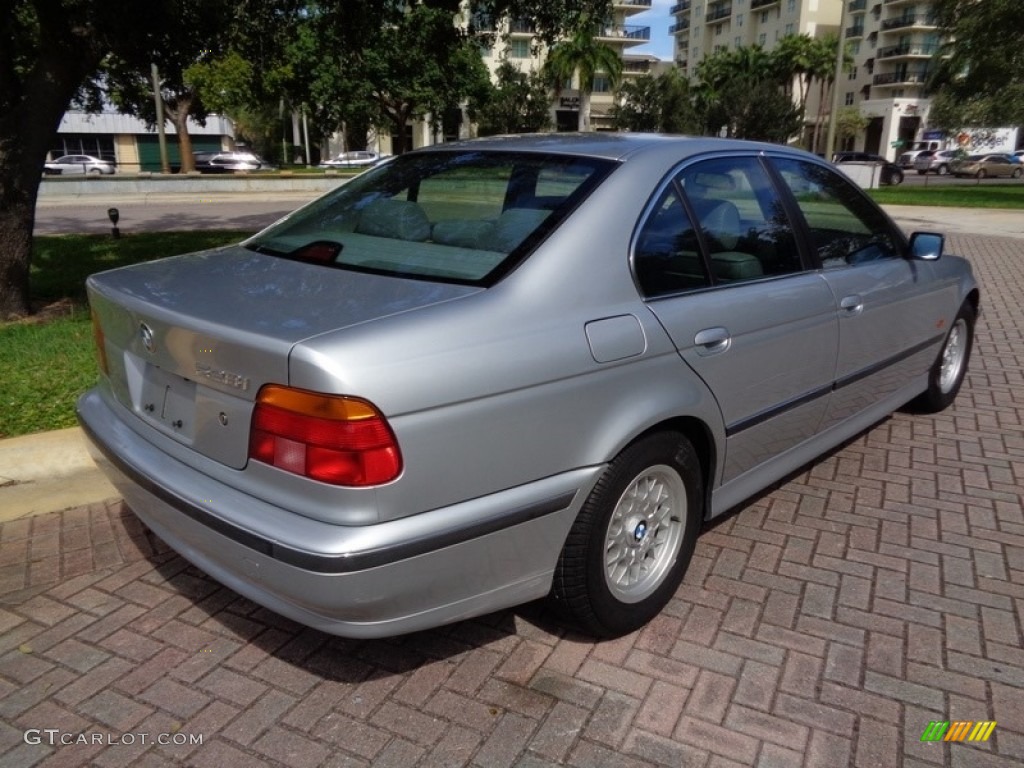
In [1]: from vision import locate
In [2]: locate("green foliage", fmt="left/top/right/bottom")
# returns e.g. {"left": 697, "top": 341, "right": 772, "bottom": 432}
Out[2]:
{"left": 929, "top": 0, "right": 1024, "bottom": 127}
{"left": 835, "top": 107, "right": 868, "bottom": 144}
{"left": 613, "top": 70, "right": 699, "bottom": 134}
{"left": 475, "top": 62, "right": 552, "bottom": 136}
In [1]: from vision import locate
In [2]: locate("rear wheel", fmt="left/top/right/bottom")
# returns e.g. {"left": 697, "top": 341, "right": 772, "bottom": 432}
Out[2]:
{"left": 1012, "top": 168, "right": 1022, "bottom": 179}
{"left": 936, "top": 164, "right": 949, "bottom": 176}
{"left": 976, "top": 169, "right": 987, "bottom": 179}
{"left": 912, "top": 303, "right": 975, "bottom": 413}
{"left": 551, "top": 432, "right": 702, "bottom": 637}
{"left": 890, "top": 169, "right": 904, "bottom": 185}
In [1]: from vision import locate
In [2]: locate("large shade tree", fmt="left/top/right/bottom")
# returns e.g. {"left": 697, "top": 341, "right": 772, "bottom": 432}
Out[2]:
{"left": 928, "top": 0, "right": 1024, "bottom": 128}
{"left": 0, "top": 1, "right": 189, "bottom": 318}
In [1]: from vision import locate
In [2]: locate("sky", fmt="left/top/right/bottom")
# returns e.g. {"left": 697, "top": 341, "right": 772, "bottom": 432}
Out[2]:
{"left": 629, "top": 0, "right": 675, "bottom": 61}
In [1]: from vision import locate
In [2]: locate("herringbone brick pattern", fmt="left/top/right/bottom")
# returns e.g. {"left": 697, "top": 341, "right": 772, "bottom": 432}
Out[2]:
{"left": 1, "top": 233, "right": 1021, "bottom": 767}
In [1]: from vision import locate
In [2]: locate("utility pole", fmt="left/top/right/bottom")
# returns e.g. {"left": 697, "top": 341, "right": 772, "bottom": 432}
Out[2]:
{"left": 151, "top": 63, "right": 171, "bottom": 174}
{"left": 824, "top": 0, "right": 848, "bottom": 161}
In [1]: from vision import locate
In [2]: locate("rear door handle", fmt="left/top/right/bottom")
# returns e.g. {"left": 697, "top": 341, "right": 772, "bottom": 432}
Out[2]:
{"left": 840, "top": 294, "right": 864, "bottom": 315}
{"left": 694, "top": 327, "right": 731, "bottom": 356}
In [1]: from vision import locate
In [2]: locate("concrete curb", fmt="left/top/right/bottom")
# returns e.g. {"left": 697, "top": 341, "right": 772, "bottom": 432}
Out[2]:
{"left": 0, "top": 427, "right": 118, "bottom": 523}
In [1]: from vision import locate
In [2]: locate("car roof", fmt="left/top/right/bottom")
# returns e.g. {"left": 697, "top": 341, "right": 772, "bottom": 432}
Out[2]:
{"left": 414, "top": 133, "right": 800, "bottom": 163}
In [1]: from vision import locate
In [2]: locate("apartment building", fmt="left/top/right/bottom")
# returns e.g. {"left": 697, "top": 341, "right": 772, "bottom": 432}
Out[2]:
{"left": 671, "top": 0, "right": 947, "bottom": 161}
{"left": 474, "top": 1, "right": 656, "bottom": 133}
{"left": 841, "top": 0, "right": 944, "bottom": 160}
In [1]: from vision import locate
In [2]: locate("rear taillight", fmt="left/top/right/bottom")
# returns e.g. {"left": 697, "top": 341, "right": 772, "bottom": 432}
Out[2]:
{"left": 90, "top": 308, "right": 109, "bottom": 375}
{"left": 248, "top": 385, "right": 402, "bottom": 486}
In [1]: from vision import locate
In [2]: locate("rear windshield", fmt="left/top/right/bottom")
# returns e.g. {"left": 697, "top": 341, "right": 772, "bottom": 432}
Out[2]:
{"left": 246, "top": 150, "right": 615, "bottom": 286}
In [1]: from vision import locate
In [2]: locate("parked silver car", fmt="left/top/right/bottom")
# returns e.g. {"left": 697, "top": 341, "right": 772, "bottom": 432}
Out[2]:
{"left": 913, "top": 149, "right": 960, "bottom": 175}
{"left": 79, "top": 134, "right": 979, "bottom": 639}
{"left": 44, "top": 154, "right": 116, "bottom": 175}
{"left": 320, "top": 150, "right": 388, "bottom": 168}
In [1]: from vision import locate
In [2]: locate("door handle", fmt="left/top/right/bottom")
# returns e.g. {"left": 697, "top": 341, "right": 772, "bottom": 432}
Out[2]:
{"left": 840, "top": 294, "right": 864, "bottom": 314}
{"left": 694, "top": 327, "right": 731, "bottom": 355}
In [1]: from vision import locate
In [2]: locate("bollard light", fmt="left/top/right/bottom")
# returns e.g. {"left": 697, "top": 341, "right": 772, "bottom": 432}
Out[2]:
{"left": 107, "top": 207, "right": 120, "bottom": 239}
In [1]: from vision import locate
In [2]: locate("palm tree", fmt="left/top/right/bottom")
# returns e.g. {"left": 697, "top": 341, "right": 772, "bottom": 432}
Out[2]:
{"left": 773, "top": 34, "right": 818, "bottom": 116}
{"left": 544, "top": 17, "right": 623, "bottom": 132}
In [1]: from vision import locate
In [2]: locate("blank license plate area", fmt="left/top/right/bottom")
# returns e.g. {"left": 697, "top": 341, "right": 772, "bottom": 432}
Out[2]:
{"left": 138, "top": 363, "right": 197, "bottom": 440}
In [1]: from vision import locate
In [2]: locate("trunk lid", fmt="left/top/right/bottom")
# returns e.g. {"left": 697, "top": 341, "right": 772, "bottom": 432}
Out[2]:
{"left": 89, "top": 245, "right": 480, "bottom": 468}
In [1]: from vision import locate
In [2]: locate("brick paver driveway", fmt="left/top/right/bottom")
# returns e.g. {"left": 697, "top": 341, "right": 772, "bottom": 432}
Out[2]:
{"left": 2, "top": 233, "right": 1022, "bottom": 768}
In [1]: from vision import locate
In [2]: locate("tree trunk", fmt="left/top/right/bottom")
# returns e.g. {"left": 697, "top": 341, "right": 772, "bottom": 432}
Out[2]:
{"left": 578, "top": 90, "right": 591, "bottom": 132}
{"left": 166, "top": 95, "right": 197, "bottom": 173}
{"left": 0, "top": 46, "right": 101, "bottom": 318}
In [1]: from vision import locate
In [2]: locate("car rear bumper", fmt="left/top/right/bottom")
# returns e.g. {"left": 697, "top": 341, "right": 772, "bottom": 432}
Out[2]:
{"left": 77, "top": 388, "right": 599, "bottom": 638}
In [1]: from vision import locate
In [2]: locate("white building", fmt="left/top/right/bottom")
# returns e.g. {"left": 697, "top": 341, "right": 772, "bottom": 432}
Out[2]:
{"left": 670, "top": 0, "right": 953, "bottom": 161}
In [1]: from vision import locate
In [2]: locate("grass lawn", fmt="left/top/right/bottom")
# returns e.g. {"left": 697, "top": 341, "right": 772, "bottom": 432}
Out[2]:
{"left": 868, "top": 181, "right": 1024, "bottom": 208}
{"left": 1, "top": 231, "right": 250, "bottom": 437}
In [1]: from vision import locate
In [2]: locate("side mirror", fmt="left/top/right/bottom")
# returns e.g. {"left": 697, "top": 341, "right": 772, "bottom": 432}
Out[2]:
{"left": 908, "top": 232, "right": 944, "bottom": 261}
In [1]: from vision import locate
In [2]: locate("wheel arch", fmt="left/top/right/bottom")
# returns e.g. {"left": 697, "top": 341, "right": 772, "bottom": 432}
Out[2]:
{"left": 618, "top": 415, "right": 718, "bottom": 521}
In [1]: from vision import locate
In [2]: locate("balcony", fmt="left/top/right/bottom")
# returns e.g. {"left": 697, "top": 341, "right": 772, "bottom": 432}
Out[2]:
{"left": 877, "top": 42, "right": 939, "bottom": 59}
{"left": 614, "top": 0, "right": 653, "bottom": 8}
{"left": 707, "top": 3, "right": 733, "bottom": 22}
{"left": 622, "top": 59, "right": 653, "bottom": 74}
{"left": 848, "top": 0, "right": 867, "bottom": 11}
{"left": 845, "top": 25, "right": 865, "bottom": 38}
{"left": 669, "top": 20, "right": 690, "bottom": 34}
{"left": 670, "top": 1, "right": 691, "bottom": 14}
{"left": 595, "top": 24, "right": 651, "bottom": 43}
{"left": 884, "top": 0, "right": 915, "bottom": 5}
{"left": 881, "top": 14, "right": 937, "bottom": 31}
{"left": 508, "top": 19, "right": 536, "bottom": 35}
{"left": 751, "top": 0, "right": 779, "bottom": 8}
{"left": 873, "top": 70, "right": 930, "bottom": 86}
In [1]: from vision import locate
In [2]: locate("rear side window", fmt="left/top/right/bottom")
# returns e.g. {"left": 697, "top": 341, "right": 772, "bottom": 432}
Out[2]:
{"left": 633, "top": 156, "right": 804, "bottom": 298}
{"left": 248, "top": 151, "right": 614, "bottom": 285}
{"left": 771, "top": 158, "right": 903, "bottom": 268}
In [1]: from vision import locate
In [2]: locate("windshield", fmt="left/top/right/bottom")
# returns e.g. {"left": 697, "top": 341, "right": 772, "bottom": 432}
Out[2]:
{"left": 247, "top": 150, "right": 615, "bottom": 286}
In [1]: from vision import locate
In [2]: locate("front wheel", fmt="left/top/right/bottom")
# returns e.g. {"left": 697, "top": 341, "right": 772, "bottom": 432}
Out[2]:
{"left": 912, "top": 303, "right": 975, "bottom": 413}
{"left": 976, "top": 169, "right": 987, "bottom": 179}
{"left": 1012, "top": 168, "right": 1022, "bottom": 179}
{"left": 890, "top": 170, "right": 904, "bottom": 185}
{"left": 551, "top": 432, "right": 702, "bottom": 637}
{"left": 937, "top": 164, "right": 949, "bottom": 176}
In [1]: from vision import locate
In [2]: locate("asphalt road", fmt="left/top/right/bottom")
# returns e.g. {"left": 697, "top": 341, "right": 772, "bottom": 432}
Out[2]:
{"left": 34, "top": 194, "right": 316, "bottom": 236}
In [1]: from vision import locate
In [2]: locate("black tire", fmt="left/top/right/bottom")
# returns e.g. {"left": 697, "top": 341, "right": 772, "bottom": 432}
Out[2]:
{"left": 88, "top": 168, "right": 102, "bottom": 175}
{"left": 937, "top": 164, "right": 949, "bottom": 176}
{"left": 551, "top": 432, "right": 702, "bottom": 637}
{"left": 976, "top": 169, "right": 986, "bottom": 179}
{"left": 890, "top": 169, "right": 903, "bottom": 186}
{"left": 916, "top": 170, "right": 926, "bottom": 175}
{"left": 1012, "top": 168, "right": 1022, "bottom": 179}
{"left": 912, "top": 302, "right": 975, "bottom": 413}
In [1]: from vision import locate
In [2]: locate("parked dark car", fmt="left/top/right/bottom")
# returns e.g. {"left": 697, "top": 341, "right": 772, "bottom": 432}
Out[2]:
{"left": 833, "top": 151, "right": 904, "bottom": 185}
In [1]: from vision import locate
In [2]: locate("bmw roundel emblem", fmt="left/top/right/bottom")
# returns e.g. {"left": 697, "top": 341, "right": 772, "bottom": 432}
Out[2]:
{"left": 140, "top": 322, "right": 155, "bottom": 353}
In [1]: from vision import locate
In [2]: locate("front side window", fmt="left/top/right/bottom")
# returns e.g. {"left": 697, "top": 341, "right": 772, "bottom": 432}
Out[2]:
{"left": 247, "top": 152, "right": 614, "bottom": 286}
{"left": 771, "top": 157, "right": 904, "bottom": 267}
